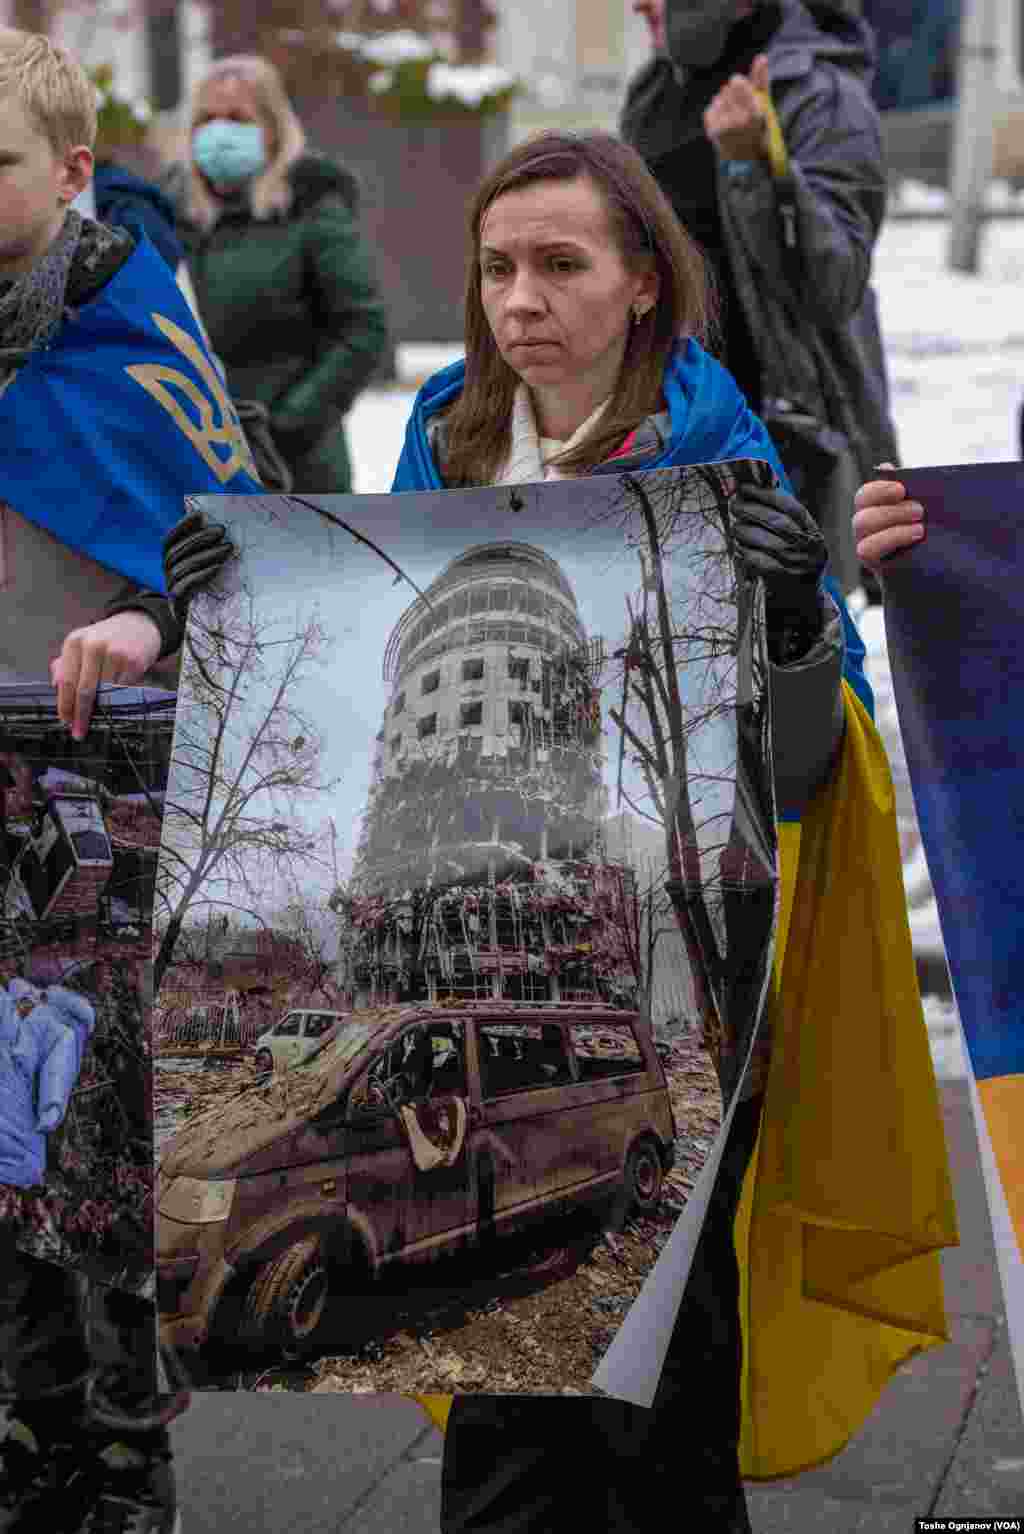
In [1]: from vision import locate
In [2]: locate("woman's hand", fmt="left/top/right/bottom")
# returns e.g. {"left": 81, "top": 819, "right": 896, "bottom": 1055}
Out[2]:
{"left": 51, "top": 612, "right": 163, "bottom": 742}
{"left": 163, "top": 511, "right": 236, "bottom": 608}
{"left": 731, "top": 484, "right": 826, "bottom": 609}
{"left": 731, "top": 484, "right": 828, "bottom": 664}
{"left": 853, "top": 463, "right": 925, "bottom": 571}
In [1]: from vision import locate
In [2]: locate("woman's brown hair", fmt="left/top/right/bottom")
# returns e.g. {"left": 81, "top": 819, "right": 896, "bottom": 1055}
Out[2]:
{"left": 440, "top": 132, "right": 715, "bottom": 489}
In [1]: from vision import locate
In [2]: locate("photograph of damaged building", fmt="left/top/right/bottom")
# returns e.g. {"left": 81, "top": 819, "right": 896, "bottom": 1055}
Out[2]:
{"left": 340, "top": 541, "right": 645, "bottom": 1010}
{"left": 156, "top": 474, "right": 776, "bottom": 1393}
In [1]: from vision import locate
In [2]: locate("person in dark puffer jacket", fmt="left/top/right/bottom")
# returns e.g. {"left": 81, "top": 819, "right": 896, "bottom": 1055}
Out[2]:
{"left": 163, "top": 53, "right": 390, "bottom": 494}
{"left": 623, "top": 0, "right": 897, "bottom": 600}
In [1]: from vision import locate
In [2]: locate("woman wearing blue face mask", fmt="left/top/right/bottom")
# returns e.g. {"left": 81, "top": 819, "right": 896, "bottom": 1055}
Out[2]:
{"left": 162, "top": 55, "right": 389, "bottom": 494}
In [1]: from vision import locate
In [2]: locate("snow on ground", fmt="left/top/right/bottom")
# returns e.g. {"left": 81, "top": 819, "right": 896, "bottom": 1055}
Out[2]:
{"left": 892, "top": 178, "right": 1024, "bottom": 217}
{"left": 347, "top": 212, "right": 1024, "bottom": 1077}
{"left": 876, "top": 215, "right": 1024, "bottom": 467}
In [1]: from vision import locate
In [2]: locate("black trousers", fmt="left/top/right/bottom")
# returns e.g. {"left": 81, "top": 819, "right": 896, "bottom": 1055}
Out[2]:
{"left": 441, "top": 1094, "right": 764, "bottom": 1533}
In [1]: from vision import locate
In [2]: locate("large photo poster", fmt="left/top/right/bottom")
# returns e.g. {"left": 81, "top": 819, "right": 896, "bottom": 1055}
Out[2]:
{"left": 153, "top": 466, "right": 779, "bottom": 1394}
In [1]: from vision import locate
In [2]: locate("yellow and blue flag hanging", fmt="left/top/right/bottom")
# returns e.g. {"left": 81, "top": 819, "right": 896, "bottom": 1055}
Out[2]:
{"left": 411, "top": 680, "right": 961, "bottom": 1467}
{"left": 882, "top": 460, "right": 1024, "bottom": 1413}
{"left": 737, "top": 682, "right": 958, "bottom": 1477}
{"left": 0, "top": 233, "right": 260, "bottom": 593}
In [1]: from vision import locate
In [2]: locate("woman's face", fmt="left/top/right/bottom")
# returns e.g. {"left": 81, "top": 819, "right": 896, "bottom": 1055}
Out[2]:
{"left": 478, "top": 174, "right": 658, "bottom": 404}
{"left": 193, "top": 76, "right": 275, "bottom": 160}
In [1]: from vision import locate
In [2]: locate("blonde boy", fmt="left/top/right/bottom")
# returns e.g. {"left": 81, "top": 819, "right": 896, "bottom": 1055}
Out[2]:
{"left": 0, "top": 28, "right": 258, "bottom": 740}
{"left": 0, "top": 27, "right": 260, "bottom": 1534}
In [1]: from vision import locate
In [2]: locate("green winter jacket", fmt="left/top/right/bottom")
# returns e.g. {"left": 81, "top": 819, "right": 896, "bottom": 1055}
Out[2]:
{"left": 165, "top": 152, "right": 388, "bottom": 493}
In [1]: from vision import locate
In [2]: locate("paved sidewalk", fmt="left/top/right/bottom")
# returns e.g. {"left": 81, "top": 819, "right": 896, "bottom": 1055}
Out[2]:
{"left": 743, "top": 1078, "right": 1024, "bottom": 1532}
{"left": 170, "top": 1391, "right": 442, "bottom": 1532}
{"left": 170, "top": 1076, "right": 1023, "bottom": 1531}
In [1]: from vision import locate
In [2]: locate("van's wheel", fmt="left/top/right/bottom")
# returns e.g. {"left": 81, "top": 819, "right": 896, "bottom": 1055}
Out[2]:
{"left": 624, "top": 1139, "right": 663, "bottom": 1215}
{"left": 254, "top": 1048, "right": 273, "bottom": 1074}
{"left": 243, "top": 1235, "right": 330, "bottom": 1351}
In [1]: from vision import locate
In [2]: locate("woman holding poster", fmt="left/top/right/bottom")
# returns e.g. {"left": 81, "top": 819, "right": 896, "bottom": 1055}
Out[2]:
{"left": 166, "top": 132, "right": 959, "bottom": 1534}
{"left": 388, "top": 132, "right": 958, "bottom": 1534}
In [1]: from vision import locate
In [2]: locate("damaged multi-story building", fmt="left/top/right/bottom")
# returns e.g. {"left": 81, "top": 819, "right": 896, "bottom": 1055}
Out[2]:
{"left": 341, "top": 541, "right": 641, "bottom": 1009}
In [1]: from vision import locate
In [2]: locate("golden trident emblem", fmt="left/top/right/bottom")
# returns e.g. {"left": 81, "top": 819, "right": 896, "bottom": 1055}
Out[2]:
{"left": 125, "top": 313, "right": 260, "bottom": 484}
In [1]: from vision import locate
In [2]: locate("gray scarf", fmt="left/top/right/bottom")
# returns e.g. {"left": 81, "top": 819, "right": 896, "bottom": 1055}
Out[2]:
{"left": 0, "top": 210, "right": 85, "bottom": 397}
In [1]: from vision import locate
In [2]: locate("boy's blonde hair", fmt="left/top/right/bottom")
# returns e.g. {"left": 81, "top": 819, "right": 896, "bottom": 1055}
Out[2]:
{"left": 184, "top": 54, "right": 306, "bottom": 229}
{"left": 0, "top": 27, "right": 96, "bottom": 156}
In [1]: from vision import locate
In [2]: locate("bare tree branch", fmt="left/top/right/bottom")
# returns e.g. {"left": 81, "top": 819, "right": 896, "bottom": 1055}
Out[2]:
{"left": 287, "top": 496, "right": 434, "bottom": 610}
{"left": 153, "top": 583, "right": 339, "bottom": 993}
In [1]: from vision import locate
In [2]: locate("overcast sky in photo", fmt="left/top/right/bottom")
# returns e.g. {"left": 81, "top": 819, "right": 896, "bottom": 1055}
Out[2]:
{"left": 166, "top": 472, "right": 746, "bottom": 922}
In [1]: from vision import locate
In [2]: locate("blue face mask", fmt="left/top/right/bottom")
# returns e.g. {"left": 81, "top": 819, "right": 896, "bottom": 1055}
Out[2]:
{"left": 192, "top": 119, "right": 267, "bottom": 185}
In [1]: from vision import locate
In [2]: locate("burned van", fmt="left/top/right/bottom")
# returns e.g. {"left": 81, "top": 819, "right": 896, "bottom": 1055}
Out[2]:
{"left": 156, "top": 1002, "right": 676, "bottom": 1354}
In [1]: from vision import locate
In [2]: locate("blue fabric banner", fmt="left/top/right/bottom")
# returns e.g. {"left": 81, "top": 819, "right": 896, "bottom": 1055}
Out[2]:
{"left": 880, "top": 460, "right": 1024, "bottom": 1410}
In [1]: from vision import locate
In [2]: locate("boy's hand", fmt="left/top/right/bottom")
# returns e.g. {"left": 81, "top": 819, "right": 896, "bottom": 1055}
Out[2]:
{"left": 51, "top": 612, "right": 163, "bottom": 741}
{"left": 853, "top": 464, "right": 926, "bottom": 571}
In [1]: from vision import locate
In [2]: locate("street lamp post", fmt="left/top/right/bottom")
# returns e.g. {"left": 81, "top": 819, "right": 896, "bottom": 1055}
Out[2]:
{"left": 948, "top": 0, "right": 1002, "bottom": 272}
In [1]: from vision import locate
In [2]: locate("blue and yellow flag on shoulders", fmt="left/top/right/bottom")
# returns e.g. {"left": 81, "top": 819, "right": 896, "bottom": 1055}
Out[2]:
{"left": 0, "top": 233, "right": 260, "bottom": 593}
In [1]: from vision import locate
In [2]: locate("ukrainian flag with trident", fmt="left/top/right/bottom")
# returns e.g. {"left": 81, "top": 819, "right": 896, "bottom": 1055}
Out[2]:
{"left": 0, "top": 232, "right": 261, "bottom": 593}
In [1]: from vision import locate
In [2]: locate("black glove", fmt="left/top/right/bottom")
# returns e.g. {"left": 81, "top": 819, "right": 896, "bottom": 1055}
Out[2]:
{"left": 162, "top": 512, "right": 236, "bottom": 610}
{"left": 730, "top": 485, "right": 828, "bottom": 664}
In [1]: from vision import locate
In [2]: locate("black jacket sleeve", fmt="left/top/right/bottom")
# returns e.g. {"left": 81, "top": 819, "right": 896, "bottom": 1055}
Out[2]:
{"left": 769, "top": 590, "right": 846, "bottom": 820}
{"left": 100, "top": 584, "right": 184, "bottom": 662}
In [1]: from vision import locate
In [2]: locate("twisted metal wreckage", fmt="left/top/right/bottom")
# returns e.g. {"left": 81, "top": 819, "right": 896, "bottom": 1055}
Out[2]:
{"left": 342, "top": 863, "right": 642, "bottom": 1007}
{"left": 0, "top": 687, "right": 174, "bottom": 968}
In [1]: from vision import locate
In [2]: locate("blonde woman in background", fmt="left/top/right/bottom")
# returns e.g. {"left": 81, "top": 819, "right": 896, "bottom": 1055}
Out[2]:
{"left": 163, "top": 54, "right": 389, "bottom": 493}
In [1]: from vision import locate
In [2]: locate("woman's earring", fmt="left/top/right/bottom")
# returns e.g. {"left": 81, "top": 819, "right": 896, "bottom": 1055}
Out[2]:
{"left": 633, "top": 300, "right": 652, "bottom": 322}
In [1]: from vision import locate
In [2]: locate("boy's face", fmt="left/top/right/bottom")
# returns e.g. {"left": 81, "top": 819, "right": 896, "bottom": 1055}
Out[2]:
{"left": 0, "top": 91, "right": 92, "bottom": 280}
